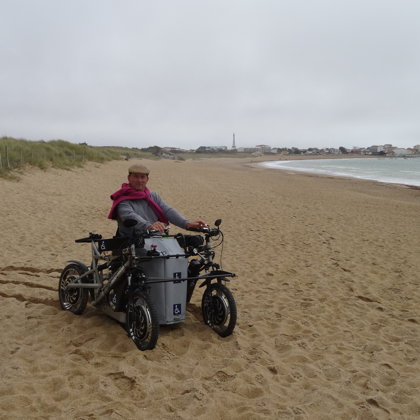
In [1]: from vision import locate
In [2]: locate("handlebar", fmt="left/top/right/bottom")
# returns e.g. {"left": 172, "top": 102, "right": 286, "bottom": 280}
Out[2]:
{"left": 187, "top": 218, "right": 222, "bottom": 235}
{"left": 74, "top": 220, "right": 222, "bottom": 245}
{"left": 75, "top": 233, "right": 103, "bottom": 243}
{"left": 147, "top": 228, "right": 170, "bottom": 236}
{"left": 187, "top": 226, "right": 220, "bottom": 237}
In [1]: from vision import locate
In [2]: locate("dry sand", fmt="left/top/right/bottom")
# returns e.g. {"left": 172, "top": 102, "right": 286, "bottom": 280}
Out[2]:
{"left": 1, "top": 157, "right": 419, "bottom": 419}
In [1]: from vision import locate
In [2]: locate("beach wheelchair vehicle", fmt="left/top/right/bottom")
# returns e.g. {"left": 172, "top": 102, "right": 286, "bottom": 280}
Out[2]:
{"left": 58, "top": 219, "right": 237, "bottom": 350}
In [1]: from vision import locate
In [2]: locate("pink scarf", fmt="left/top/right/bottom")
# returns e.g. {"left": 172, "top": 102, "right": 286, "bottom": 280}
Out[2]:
{"left": 107, "top": 183, "right": 169, "bottom": 223}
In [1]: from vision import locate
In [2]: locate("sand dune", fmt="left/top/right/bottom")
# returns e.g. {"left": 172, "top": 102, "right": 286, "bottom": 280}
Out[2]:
{"left": 1, "top": 157, "right": 419, "bottom": 419}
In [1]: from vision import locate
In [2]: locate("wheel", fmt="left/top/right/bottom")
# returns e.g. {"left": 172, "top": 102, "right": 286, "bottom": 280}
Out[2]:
{"left": 126, "top": 289, "right": 159, "bottom": 351}
{"left": 202, "top": 282, "right": 237, "bottom": 337}
{"left": 59, "top": 263, "right": 89, "bottom": 315}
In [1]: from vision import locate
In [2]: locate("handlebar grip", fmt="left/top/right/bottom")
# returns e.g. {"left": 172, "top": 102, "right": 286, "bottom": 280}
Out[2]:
{"left": 75, "top": 238, "right": 92, "bottom": 243}
{"left": 186, "top": 227, "right": 205, "bottom": 232}
{"left": 186, "top": 227, "right": 220, "bottom": 236}
{"left": 146, "top": 229, "right": 168, "bottom": 236}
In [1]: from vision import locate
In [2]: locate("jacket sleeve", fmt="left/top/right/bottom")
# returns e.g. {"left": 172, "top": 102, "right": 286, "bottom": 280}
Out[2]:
{"left": 116, "top": 200, "right": 151, "bottom": 232}
{"left": 151, "top": 193, "right": 189, "bottom": 229}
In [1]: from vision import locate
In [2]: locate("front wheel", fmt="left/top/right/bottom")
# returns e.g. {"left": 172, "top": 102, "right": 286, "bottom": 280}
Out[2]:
{"left": 202, "top": 282, "right": 237, "bottom": 337}
{"left": 126, "top": 289, "right": 159, "bottom": 351}
{"left": 59, "top": 264, "right": 89, "bottom": 315}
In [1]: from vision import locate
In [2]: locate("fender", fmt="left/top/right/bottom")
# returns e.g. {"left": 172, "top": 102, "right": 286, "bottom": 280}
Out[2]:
{"left": 198, "top": 270, "right": 236, "bottom": 288}
{"left": 66, "top": 260, "right": 90, "bottom": 273}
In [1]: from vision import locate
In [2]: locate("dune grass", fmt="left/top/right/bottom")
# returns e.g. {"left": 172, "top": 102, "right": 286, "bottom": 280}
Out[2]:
{"left": 0, "top": 137, "right": 261, "bottom": 180}
{"left": 0, "top": 137, "right": 153, "bottom": 179}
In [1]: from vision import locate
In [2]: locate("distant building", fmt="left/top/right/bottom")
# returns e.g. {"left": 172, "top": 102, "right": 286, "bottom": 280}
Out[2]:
{"left": 383, "top": 144, "right": 395, "bottom": 154}
{"left": 196, "top": 146, "right": 228, "bottom": 152}
{"left": 389, "top": 148, "right": 413, "bottom": 156}
{"left": 255, "top": 144, "right": 272, "bottom": 153}
{"left": 367, "top": 145, "right": 385, "bottom": 155}
{"left": 304, "top": 148, "right": 319, "bottom": 155}
{"left": 237, "top": 147, "right": 258, "bottom": 153}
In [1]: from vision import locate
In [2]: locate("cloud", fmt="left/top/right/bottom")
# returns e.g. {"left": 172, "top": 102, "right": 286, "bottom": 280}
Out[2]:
{"left": 1, "top": 0, "right": 419, "bottom": 149}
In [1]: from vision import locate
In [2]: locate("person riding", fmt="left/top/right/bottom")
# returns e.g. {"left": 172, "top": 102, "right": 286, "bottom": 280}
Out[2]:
{"left": 108, "top": 163, "right": 206, "bottom": 237}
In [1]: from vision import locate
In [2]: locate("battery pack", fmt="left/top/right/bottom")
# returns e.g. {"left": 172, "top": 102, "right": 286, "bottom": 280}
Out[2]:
{"left": 139, "top": 237, "right": 188, "bottom": 325}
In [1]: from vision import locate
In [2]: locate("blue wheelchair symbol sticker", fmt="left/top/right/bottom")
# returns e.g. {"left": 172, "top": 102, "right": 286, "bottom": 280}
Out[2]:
{"left": 173, "top": 304, "right": 182, "bottom": 316}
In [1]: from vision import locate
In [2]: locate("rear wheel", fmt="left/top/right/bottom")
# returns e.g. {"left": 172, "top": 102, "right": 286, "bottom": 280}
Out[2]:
{"left": 59, "top": 264, "right": 89, "bottom": 315}
{"left": 126, "top": 289, "right": 159, "bottom": 351}
{"left": 202, "top": 282, "right": 237, "bottom": 337}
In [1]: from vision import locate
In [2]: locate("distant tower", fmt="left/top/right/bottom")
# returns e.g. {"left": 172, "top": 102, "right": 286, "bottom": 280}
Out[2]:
{"left": 232, "top": 133, "right": 236, "bottom": 150}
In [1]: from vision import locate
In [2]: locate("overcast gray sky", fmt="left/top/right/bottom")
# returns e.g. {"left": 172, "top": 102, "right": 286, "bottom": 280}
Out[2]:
{"left": 1, "top": 0, "right": 419, "bottom": 150}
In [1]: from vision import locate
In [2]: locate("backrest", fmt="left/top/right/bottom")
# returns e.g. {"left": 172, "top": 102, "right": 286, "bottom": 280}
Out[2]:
{"left": 96, "top": 237, "right": 131, "bottom": 254}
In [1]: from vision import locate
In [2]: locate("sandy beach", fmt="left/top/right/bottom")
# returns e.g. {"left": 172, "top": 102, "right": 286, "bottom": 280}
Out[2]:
{"left": 1, "top": 157, "right": 419, "bottom": 419}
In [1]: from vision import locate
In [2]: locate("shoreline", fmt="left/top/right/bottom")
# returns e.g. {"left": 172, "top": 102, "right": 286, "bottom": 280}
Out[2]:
{"left": 0, "top": 152, "right": 404, "bottom": 181}
{"left": 258, "top": 156, "right": 420, "bottom": 188}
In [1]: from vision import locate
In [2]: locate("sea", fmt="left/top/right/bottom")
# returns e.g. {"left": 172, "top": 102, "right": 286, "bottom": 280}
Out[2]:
{"left": 261, "top": 157, "right": 420, "bottom": 187}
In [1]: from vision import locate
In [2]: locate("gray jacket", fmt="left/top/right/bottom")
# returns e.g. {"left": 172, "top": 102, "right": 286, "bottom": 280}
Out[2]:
{"left": 116, "top": 192, "right": 188, "bottom": 237}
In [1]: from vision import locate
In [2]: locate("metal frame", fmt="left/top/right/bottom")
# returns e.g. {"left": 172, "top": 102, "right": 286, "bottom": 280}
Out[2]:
{"left": 65, "top": 235, "right": 235, "bottom": 306}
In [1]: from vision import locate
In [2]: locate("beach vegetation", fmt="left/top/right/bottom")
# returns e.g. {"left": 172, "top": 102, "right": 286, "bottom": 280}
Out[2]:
{"left": 0, "top": 137, "right": 154, "bottom": 179}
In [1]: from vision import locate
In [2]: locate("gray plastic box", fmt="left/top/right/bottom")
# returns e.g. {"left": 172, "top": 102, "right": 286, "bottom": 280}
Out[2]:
{"left": 139, "top": 237, "right": 188, "bottom": 325}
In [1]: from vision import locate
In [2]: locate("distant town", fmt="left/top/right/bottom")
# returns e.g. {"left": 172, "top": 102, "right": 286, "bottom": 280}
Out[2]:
{"left": 160, "top": 143, "right": 420, "bottom": 158}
